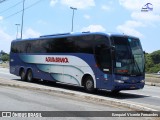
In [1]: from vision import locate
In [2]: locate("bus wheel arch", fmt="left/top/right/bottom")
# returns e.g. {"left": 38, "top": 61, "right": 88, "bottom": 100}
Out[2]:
{"left": 19, "top": 67, "right": 26, "bottom": 81}
{"left": 26, "top": 68, "right": 33, "bottom": 82}
{"left": 82, "top": 74, "right": 95, "bottom": 92}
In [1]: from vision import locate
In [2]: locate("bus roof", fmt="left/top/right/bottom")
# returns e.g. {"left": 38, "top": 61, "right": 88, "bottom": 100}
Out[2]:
{"left": 12, "top": 32, "right": 139, "bottom": 42}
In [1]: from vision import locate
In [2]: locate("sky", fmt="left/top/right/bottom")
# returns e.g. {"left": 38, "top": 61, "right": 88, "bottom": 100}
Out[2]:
{"left": 0, "top": 0, "right": 160, "bottom": 53}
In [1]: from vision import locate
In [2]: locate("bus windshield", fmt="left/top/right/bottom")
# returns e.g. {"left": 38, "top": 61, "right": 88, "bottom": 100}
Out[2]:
{"left": 112, "top": 36, "right": 145, "bottom": 76}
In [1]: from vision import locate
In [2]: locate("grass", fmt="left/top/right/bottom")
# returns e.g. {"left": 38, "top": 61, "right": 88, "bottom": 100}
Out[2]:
{"left": 146, "top": 74, "right": 160, "bottom": 78}
{"left": 145, "top": 74, "right": 160, "bottom": 83}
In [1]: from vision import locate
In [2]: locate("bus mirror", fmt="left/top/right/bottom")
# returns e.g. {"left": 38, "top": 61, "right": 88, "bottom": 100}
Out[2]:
{"left": 143, "top": 51, "right": 145, "bottom": 54}
{"left": 111, "top": 47, "right": 115, "bottom": 60}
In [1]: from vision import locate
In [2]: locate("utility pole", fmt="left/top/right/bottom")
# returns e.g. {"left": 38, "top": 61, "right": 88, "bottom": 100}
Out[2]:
{"left": 15, "top": 24, "right": 20, "bottom": 39}
{"left": 21, "top": 0, "right": 25, "bottom": 39}
{"left": 70, "top": 7, "right": 77, "bottom": 32}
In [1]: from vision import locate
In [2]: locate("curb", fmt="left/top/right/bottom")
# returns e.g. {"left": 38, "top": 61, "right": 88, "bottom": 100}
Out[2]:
{"left": 0, "top": 78, "right": 158, "bottom": 112}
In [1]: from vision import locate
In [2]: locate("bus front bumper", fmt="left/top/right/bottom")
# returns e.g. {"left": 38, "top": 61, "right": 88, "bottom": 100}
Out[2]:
{"left": 112, "top": 82, "right": 145, "bottom": 91}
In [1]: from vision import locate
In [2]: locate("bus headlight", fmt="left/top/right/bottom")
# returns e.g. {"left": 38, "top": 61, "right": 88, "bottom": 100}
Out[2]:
{"left": 114, "top": 80, "right": 124, "bottom": 83}
{"left": 140, "top": 80, "right": 145, "bottom": 83}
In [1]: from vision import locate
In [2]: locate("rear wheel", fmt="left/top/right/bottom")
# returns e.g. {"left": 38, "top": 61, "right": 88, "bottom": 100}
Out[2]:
{"left": 20, "top": 69, "right": 26, "bottom": 81}
{"left": 26, "top": 69, "right": 33, "bottom": 82}
{"left": 84, "top": 76, "right": 94, "bottom": 93}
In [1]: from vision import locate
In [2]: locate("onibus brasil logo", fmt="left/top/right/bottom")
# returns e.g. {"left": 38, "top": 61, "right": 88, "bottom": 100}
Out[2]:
{"left": 141, "top": 3, "right": 153, "bottom": 12}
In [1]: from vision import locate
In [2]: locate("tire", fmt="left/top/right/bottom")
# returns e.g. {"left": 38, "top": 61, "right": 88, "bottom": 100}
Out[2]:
{"left": 84, "top": 76, "right": 94, "bottom": 93}
{"left": 26, "top": 69, "right": 33, "bottom": 82}
{"left": 20, "top": 69, "right": 26, "bottom": 81}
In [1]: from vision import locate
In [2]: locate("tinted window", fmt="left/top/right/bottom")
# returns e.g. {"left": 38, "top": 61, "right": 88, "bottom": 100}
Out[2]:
{"left": 27, "top": 40, "right": 41, "bottom": 53}
{"left": 53, "top": 38, "right": 66, "bottom": 52}
{"left": 111, "top": 36, "right": 144, "bottom": 76}
{"left": 42, "top": 37, "right": 76, "bottom": 53}
{"left": 11, "top": 42, "right": 18, "bottom": 53}
{"left": 65, "top": 37, "right": 76, "bottom": 53}
{"left": 94, "top": 35, "right": 112, "bottom": 73}
{"left": 94, "top": 35, "right": 110, "bottom": 46}
{"left": 76, "top": 35, "right": 94, "bottom": 54}
{"left": 11, "top": 34, "right": 109, "bottom": 54}
{"left": 41, "top": 38, "right": 55, "bottom": 53}
{"left": 11, "top": 41, "right": 27, "bottom": 53}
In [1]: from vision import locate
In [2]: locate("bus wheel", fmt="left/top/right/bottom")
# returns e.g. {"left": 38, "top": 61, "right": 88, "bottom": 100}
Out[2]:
{"left": 27, "top": 69, "right": 33, "bottom": 82}
{"left": 20, "top": 69, "right": 26, "bottom": 81}
{"left": 84, "top": 76, "right": 94, "bottom": 93}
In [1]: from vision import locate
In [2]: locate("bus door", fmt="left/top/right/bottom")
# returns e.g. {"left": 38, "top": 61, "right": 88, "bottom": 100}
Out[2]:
{"left": 95, "top": 44, "right": 113, "bottom": 89}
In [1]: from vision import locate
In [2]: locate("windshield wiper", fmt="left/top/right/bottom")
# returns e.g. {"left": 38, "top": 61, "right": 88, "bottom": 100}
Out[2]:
{"left": 132, "top": 56, "right": 141, "bottom": 75}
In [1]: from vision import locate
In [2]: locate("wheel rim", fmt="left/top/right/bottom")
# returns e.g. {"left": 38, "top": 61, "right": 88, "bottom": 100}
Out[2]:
{"left": 21, "top": 71, "right": 25, "bottom": 80}
{"left": 27, "top": 71, "right": 32, "bottom": 81}
{"left": 86, "top": 79, "right": 93, "bottom": 90}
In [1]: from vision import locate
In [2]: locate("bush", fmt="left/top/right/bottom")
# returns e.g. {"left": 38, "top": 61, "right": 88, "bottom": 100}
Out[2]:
{"left": 1, "top": 54, "right": 9, "bottom": 62}
{"left": 145, "top": 50, "right": 160, "bottom": 73}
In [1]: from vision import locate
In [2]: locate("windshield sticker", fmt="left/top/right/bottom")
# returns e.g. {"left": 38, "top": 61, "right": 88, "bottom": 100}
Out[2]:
{"left": 104, "top": 74, "right": 108, "bottom": 80}
{"left": 116, "top": 62, "right": 121, "bottom": 67}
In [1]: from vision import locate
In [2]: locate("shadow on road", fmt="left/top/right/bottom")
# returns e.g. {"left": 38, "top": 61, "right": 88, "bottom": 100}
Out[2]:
{"left": 12, "top": 78, "right": 149, "bottom": 100}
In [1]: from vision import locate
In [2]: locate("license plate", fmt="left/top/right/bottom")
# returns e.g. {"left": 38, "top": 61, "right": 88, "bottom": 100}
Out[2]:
{"left": 130, "top": 86, "right": 136, "bottom": 89}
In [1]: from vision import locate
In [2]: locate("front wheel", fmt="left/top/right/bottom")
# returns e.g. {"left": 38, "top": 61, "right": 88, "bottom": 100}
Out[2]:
{"left": 84, "top": 76, "right": 95, "bottom": 93}
{"left": 26, "top": 70, "right": 33, "bottom": 82}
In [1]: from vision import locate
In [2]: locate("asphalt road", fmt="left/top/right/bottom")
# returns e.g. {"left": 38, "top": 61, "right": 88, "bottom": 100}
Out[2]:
{"left": 0, "top": 85, "right": 127, "bottom": 111}
{"left": 0, "top": 86, "right": 156, "bottom": 120}
{"left": 0, "top": 68, "right": 126, "bottom": 111}
{"left": 0, "top": 67, "right": 160, "bottom": 110}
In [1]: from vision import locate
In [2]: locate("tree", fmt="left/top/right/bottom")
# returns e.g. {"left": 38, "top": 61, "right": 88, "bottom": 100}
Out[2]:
{"left": 145, "top": 50, "right": 160, "bottom": 73}
{"left": 1, "top": 54, "right": 9, "bottom": 61}
{"left": 150, "top": 50, "right": 160, "bottom": 64}
{"left": 145, "top": 54, "right": 154, "bottom": 72}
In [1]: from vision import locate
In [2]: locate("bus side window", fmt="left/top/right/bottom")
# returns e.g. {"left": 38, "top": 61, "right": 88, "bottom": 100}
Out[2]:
{"left": 76, "top": 35, "right": 94, "bottom": 54}
{"left": 25, "top": 42, "right": 31, "bottom": 53}
{"left": 65, "top": 37, "right": 76, "bottom": 53}
{"left": 95, "top": 45, "right": 112, "bottom": 73}
{"left": 11, "top": 42, "right": 17, "bottom": 53}
{"left": 94, "top": 35, "right": 112, "bottom": 73}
